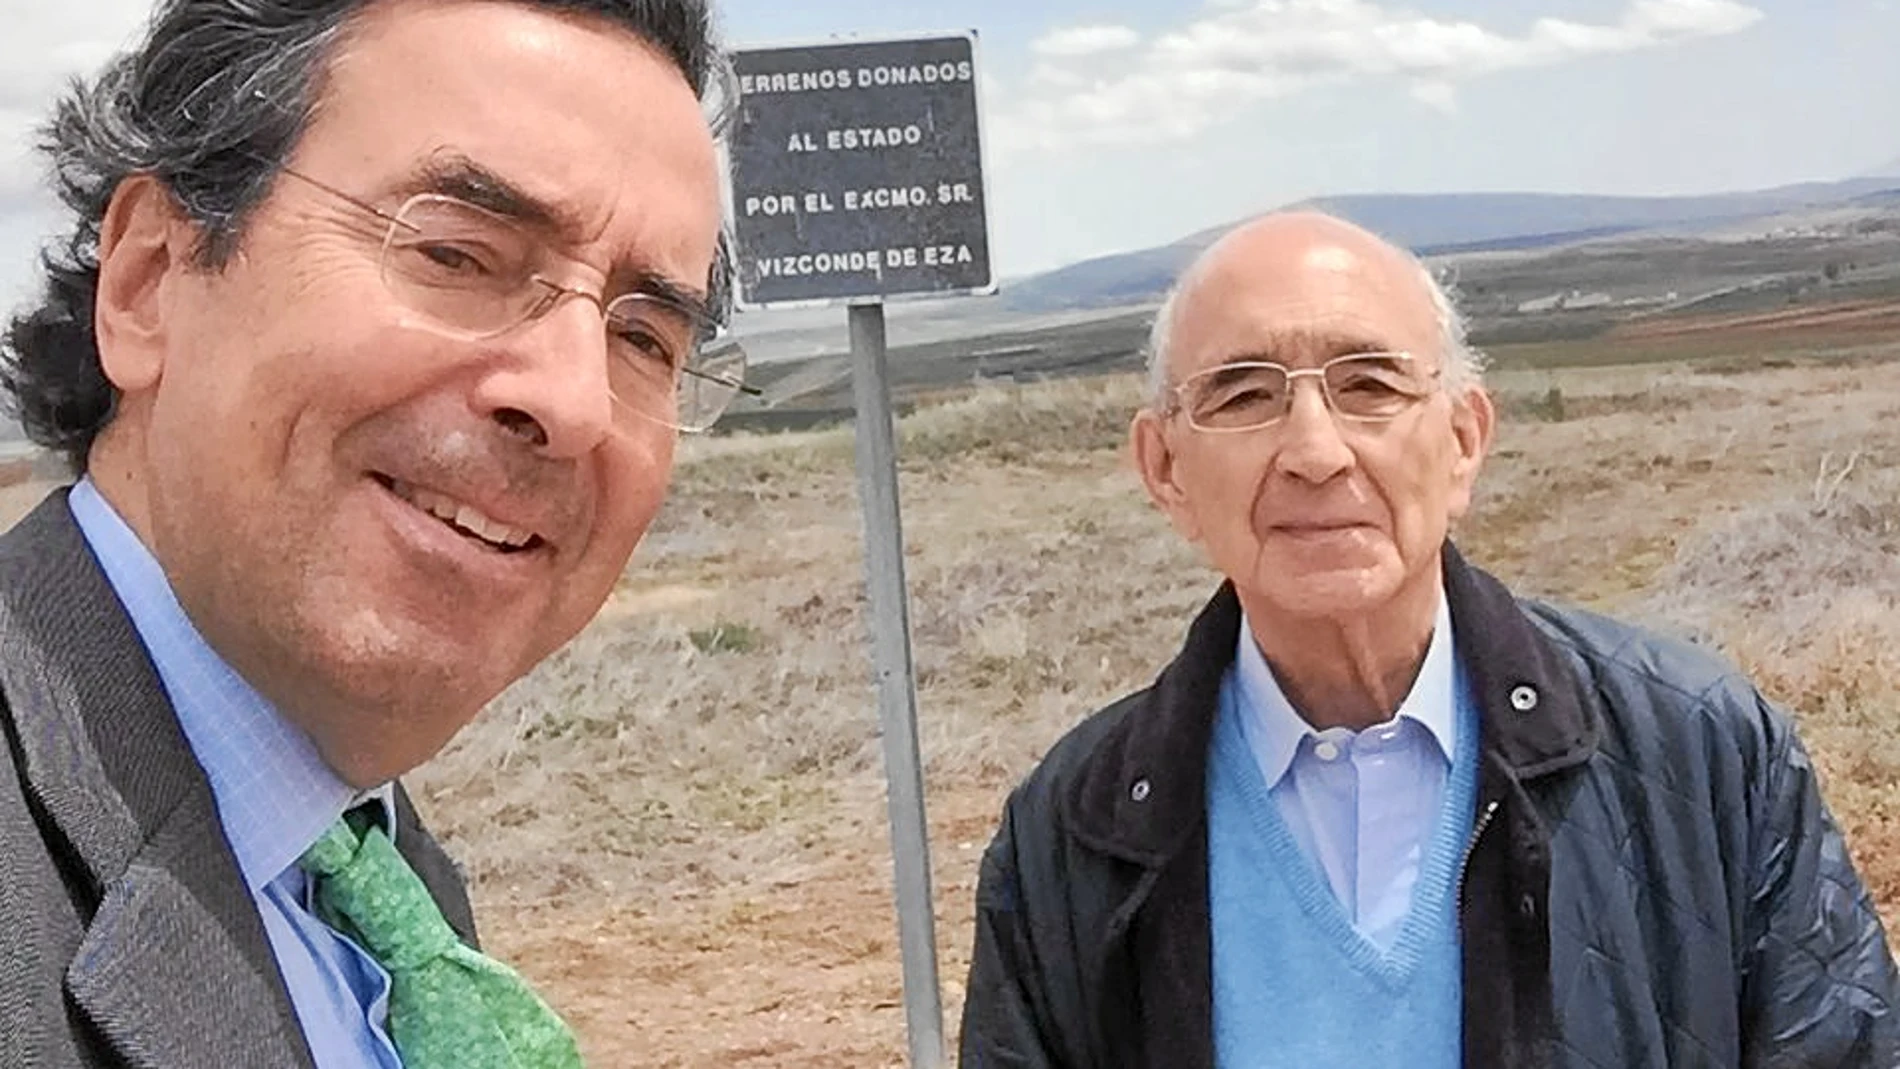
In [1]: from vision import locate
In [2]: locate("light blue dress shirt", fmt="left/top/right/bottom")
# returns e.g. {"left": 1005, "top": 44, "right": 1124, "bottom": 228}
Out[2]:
{"left": 69, "top": 479, "right": 403, "bottom": 1069}
{"left": 1225, "top": 595, "right": 1464, "bottom": 950}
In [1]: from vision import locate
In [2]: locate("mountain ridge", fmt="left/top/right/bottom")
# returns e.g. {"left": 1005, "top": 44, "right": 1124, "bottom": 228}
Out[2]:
{"left": 1003, "top": 175, "right": 1900, "bottom": 313}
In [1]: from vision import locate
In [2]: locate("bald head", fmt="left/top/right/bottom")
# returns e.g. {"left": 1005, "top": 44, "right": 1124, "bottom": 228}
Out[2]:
{"left": 1147, "top": 211, "right": 1480, "bottom": 401}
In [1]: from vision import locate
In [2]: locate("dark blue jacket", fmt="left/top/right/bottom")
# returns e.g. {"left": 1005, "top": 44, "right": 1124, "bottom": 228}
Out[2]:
{"left": 960, "top": 548, "right": 1899, "bottom": 1068}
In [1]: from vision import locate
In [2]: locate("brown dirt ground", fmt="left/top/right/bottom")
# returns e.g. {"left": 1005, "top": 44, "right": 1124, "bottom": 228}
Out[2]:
{"left": 484, "top": 788, "right": 1004, "bottom": 1068}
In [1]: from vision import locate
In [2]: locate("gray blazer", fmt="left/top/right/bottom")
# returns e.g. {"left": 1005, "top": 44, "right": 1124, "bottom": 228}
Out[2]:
{"left": 0, "top": 491, "right": 479, "bottom": 1068}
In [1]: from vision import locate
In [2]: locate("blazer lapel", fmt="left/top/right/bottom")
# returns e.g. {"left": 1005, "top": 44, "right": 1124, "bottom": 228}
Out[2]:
{"left": 67, "top": 804, "right": 314, "bottom": 1069}
{"left": 0, "top": 492, "right": 313, "bottom": 1069}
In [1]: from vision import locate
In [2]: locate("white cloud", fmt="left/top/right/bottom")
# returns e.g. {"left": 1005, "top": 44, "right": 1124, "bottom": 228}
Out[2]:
{"left": 997, "top": 0, "right": 1764, "bottom": 153}
{"left": 1408, "top": 80, "right": 1459, "bottom": 113}
{"left": 1032, "top": 25, "right": 1142, "bottom": 59}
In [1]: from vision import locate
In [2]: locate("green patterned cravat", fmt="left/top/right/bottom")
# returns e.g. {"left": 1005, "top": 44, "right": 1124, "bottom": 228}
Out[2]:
{"left": 299, "top": 812, "right": 583, "bottom": 1069}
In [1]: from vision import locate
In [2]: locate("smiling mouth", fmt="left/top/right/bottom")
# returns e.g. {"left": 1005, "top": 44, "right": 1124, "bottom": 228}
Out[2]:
{"left": 373, "top": 474, "right": 545, "bottom": 555}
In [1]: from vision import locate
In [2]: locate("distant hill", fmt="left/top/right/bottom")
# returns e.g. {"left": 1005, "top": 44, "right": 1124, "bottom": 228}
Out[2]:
{"left": 1002, "top": 177, "right": 1900, "bottom": 313}
{"left": 996, "top": 243, "right": 1203, "bottom": 315}
{"left": 1869, "top": 155, "right": 1900, "bottom": 179}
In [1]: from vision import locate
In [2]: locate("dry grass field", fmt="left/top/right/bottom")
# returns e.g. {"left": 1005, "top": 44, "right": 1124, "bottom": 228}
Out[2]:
{"left": 397, "top": 339, "right": 1900, "bottom": 1066}
{"left": 1, "top": 336, "right": 1890, "bottom": 1066}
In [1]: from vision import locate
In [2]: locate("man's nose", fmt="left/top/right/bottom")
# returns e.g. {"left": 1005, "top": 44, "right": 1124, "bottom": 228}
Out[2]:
{"left": 470, "top": 290, "right": 618, "bottom": 458}
{"left": 1271, "top": 378, "right": 1356, "bottom": 484}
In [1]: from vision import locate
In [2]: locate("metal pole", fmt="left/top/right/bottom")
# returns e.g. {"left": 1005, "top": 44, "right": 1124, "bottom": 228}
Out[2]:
{"left": 847, "top": 299, "right": 945, "bottom": 1069}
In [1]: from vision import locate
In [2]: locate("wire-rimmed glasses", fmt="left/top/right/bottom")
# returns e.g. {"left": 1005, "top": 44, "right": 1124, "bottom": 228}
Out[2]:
{"left": 274, "top": 166, "right": 756, "bottom": 433}
{"left": 1162, "top": 351, "right": 1441, "bottom": 433}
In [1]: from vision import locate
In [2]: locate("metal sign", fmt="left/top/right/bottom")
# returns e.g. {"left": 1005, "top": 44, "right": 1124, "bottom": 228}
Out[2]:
{"left": 728, "top": 34, "right": 993, "bottom": 308}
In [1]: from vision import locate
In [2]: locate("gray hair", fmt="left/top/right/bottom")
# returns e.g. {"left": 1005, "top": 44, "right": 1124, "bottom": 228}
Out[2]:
{"left": 2, "top": 0, "right": 730, "bottom": 475}
{"left": 1145, "top": 245, "right": 1487, "bottom": 404}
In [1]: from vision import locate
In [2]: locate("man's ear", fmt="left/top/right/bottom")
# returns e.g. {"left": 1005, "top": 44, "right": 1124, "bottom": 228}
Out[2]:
{"left": 1131, "top": 408, "right": 1203, "bottom": 543}
{"left": 1445, "top": 382, "right": 1496, "bottom": 521}
{"left": 93, "top": 174, "right": 193, "bottom": 394}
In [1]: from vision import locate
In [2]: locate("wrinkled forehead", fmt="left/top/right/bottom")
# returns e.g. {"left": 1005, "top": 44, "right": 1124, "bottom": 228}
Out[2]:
{"left": 1170, "top": 236, "right": 1443, "bottom": 374}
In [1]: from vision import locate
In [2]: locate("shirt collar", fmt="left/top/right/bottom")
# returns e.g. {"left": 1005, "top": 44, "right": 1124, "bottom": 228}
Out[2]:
{"left": 68, "top": 478, "right": 389, "bottom": 892}
{"left": 1230, "top": 591, "right": 1461, "bottom": 788}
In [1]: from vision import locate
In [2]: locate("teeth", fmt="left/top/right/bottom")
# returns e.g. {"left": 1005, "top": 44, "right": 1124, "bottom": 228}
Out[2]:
{"left": 455, "top": 505, "right": 488, "bottom": 540}
{"left": 387, "top": 479, "right": 537, "bottom": 549}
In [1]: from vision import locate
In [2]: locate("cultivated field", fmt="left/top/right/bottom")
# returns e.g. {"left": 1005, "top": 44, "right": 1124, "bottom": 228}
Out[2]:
{"left": 397, "top": 340, "right": 1900, "bottom": 1065}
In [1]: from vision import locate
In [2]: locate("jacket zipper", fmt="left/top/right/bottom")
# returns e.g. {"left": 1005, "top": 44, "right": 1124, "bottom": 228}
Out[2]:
{"left": 1455, "top": 798, "right": 1502, "bottom": 916}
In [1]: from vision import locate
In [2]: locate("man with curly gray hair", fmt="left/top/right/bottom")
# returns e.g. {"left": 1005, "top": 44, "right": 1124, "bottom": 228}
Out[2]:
{"left": 0, "top": 1, "right": 741, "bottom": 1065}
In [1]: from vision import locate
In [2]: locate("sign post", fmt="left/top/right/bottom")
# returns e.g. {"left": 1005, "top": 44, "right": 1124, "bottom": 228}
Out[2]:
{"left": 846, "top": 299, "right": 941, "bottom": 1068}
{"left": 727, "top": 34, "right": 992, "bottom": 1069}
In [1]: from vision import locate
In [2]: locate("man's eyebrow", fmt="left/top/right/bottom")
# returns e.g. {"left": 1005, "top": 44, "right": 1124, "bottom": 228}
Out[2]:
{"left": 1226, "top": 327, "right": 1398, "bottom": 363}
{"left": 400, "top": 153, "right": 717, "bottom": 325}
{"left": 624, "top": 270, "right": 715, "bottom": 327}
{"left": 404, "top": 154, "right": 574, "bottom": 234}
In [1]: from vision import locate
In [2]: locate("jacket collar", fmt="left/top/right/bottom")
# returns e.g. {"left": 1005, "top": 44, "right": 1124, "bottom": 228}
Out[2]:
{"left": 0, "top": 491, "right": 315, "bottom": 1069}
{"left": 1062, "top": 543, "right": 1601, "bottom": 865}
{"left": 1443, "top": 545, "right": 1602, "bottom": 780}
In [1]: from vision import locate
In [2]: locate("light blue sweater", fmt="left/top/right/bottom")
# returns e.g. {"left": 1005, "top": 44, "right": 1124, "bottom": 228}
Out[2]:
{"left": 1206, "top": 670, "right": 1480, "bottom": 1067}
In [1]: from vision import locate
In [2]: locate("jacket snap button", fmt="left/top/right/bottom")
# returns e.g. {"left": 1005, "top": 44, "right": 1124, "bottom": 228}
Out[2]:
{"left": 1130, "top": 778, "right": 1152, "bottom": 803}
{"left": 1509, "top": 685, "right": 1539, "bottom": 712}
{"left": 1520, "top": 893, "right": 1538, "bottom": 919}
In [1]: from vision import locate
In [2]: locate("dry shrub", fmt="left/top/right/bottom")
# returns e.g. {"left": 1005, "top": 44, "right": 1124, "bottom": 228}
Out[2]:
{"left": 1635, "top": 461, "right": 1900, "bottom": 923}
{"left": 1643, "top": 460, "right": 1900, "bottom": 641}
{"left": 422, "top": 587, "right": 886, "bottom": 900}
{"left": 897, "top": 375, "right": 1146, "bottom": 465}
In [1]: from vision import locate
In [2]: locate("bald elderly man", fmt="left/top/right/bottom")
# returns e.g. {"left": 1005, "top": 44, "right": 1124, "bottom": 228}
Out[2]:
{"left": 957, "top": 212, "right": 1899, "bottom": 1069}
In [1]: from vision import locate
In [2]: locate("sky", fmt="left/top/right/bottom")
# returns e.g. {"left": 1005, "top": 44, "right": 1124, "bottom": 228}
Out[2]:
{"left": 2, "top": 0, "right": 1898, "bottom": 314}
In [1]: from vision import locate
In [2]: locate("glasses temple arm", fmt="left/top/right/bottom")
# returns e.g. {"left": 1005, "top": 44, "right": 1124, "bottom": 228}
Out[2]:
{"left": 683, "top": 365, "right": 762, "bottom": 397}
